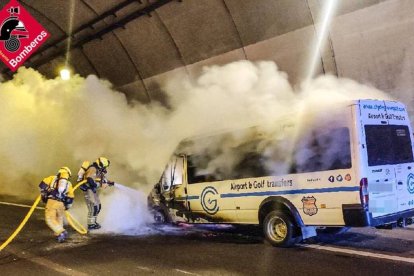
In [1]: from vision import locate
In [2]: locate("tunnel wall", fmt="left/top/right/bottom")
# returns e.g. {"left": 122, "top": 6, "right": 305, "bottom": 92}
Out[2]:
{"left": 120, "top": 0, "right": 414, "bottom": 115}
{"left": 2, "top": 0, "right": 411, "bottom": 111}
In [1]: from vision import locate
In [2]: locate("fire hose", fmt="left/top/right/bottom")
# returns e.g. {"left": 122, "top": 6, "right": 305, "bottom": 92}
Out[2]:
{"left": 0, "top": 181, "right": 88, "bottom": 251}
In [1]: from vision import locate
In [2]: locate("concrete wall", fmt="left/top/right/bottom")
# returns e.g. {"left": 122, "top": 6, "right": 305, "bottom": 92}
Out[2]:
{"left": 331, "top": 0, "right": 414, "bottom": 111}
{"left": 125, "top": 0, "right": 414, "bottom": 114}
{"left": 2, "top": 0, "right": 413, "bottom": 111}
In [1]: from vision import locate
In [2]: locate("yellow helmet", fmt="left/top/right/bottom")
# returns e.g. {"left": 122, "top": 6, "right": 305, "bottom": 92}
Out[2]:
{"left": 58, "top": 166, "right": 72, "bottom": 178}
{"left": 96, "top": 157, "right": 110, "bottom": 169}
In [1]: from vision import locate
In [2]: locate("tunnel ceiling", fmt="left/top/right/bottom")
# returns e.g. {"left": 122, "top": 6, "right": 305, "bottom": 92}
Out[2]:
{"left": 0, "top": 0, "right": 396, "bottom": 103}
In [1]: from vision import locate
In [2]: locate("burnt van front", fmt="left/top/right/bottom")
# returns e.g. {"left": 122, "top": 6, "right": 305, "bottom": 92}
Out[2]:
{"left": 344, "top": 100, "right": 414, "bottom": 227}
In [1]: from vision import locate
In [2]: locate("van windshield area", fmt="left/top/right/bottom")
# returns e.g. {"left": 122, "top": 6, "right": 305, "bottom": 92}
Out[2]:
{"left": 365, "top": 125, "right": 414, "bottom": 166}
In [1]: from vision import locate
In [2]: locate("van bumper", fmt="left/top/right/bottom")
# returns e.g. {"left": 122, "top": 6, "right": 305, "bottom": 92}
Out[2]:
{"left": 342, "top": 204, "right": 414, "bottom": 227}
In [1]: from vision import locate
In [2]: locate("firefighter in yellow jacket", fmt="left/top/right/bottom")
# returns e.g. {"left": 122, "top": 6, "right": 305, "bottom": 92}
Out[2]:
{"left": 38, "top": 167, "right": 74, "bottom": 242}
{"left": 77, "top": 157, "right": 114, "bottom": 230}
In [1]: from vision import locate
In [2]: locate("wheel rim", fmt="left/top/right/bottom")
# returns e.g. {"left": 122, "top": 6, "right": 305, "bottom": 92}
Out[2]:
{"left": 154, "top": 211, "right": 165, "bottom": 223}
{"left": 266, "top": 216, "right": 287, "bottom": 242}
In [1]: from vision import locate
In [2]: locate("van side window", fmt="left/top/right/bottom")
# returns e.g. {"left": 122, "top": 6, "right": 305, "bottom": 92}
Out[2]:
{"left": 186, "top": 127, "right": 352, "bottom": 181}
{"left": 188, "top": 150, "right": 270, "bottom": 183}
{"left": 187, "top": 155, "right": 221, "bottom": 184}
{"left": 290, "top": 127, "right": 352, "bottom": 173}
{"left": 233, "top": 151, "right": 269, "bottom": 178}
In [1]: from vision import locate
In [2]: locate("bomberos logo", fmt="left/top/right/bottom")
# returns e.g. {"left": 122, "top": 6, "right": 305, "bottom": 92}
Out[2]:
{"left": 200, "top": 186, "right": 219, "bottom": 215}
{"left": 0, "top": 0, "right": 49, "bottom": 71}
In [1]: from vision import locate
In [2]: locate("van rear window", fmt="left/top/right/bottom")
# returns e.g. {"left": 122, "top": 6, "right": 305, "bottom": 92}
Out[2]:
{"left": 365, "top": 125, "right": 414, "bottom": 166}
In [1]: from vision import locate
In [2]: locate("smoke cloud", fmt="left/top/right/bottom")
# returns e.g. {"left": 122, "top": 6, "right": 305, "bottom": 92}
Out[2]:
{"left": 0, "top": 61, "right": 400, "bottom": 234}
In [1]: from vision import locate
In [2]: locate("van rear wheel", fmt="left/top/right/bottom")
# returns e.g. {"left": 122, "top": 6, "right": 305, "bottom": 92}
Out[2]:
{"left": 263, "top": 210, "right": 297, "bottom": 247}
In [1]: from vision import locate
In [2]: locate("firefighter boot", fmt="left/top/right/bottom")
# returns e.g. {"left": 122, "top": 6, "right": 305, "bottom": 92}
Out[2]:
{"left": 88, "top": 223, "right": 101, "bottom": 230}
{"left": 57, "top": 230, "right": 68, "bottom": 243}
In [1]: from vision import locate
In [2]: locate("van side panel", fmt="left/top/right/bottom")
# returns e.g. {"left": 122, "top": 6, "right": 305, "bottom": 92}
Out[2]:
{"left": 156, "top": 99, "right": 414, "bottom": 228}
{"left": 185, "top": 103, "right": 361, "bottom": 226}
{"left": 232, "top": 171, "right": 360, "bottom": 225}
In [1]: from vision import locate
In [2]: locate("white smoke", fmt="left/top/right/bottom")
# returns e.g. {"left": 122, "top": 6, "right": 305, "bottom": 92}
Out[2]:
{"left": 99, "top": 184, "right": 152, "bottom": 234}
{"left": 69, "top": 183, "right": 152, "bottom": 235}
{"left": 171, "top": 66, "right": 392, "bottom": 180}
{"left": 0, "top": 61, "right": 403, "bottom": 235}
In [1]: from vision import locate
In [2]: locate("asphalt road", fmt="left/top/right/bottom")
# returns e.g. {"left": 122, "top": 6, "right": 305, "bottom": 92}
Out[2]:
{"left": 0, "top": 200, "right": 413, "bottom": 276}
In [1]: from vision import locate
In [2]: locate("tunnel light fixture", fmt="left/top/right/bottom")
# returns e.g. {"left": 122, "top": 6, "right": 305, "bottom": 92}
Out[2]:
{"left": 60, "top": 68, "right": 71, "bottom": 80}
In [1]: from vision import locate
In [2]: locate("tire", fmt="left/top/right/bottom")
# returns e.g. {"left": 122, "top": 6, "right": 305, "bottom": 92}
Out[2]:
{"left": 152, "top": 209, "right": 168, "bottom": 224}
{"left": 263, "top": 210, "right": 297, "bottom": 247}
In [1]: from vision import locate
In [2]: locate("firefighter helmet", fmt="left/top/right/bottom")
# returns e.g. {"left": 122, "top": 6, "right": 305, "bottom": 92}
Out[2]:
{"left": 96, "top": 157, "right": 110, "bottom": 169}
{"left": 58, "top": 166, "right": 72, "bottom": 178}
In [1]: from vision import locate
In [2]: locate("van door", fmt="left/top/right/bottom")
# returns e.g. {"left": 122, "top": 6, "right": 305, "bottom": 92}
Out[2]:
{"left": 358, "top": 100, "right": 414, "bottom": 217}
{"left": 185, "top": 155, "right": 237, "bottom": 223}
{"left": 160, "top": 155, "right": 189, "bottom": 221}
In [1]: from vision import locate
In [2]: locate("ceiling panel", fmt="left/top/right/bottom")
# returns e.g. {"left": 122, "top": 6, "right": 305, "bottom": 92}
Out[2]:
{"left": 114, "top": 12, "right": 184, "bottom": 79}
{"left": 157, "top": 0, "right": 242, "bottom": 65}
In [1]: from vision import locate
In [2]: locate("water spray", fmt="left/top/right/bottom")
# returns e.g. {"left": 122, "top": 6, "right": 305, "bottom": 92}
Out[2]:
{"left": 114, "top": 182, "right": 138, "bottom": 192}
{"left": 97, "top": 183, "right": 153, "bottom": 235}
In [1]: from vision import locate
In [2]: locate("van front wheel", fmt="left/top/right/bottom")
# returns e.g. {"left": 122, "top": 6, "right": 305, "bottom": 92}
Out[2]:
{"left": 152, "top": 209, "right": 168, "bottom": 224}
{"left": 263, "top": 211, "right": 296, "bottom": 247}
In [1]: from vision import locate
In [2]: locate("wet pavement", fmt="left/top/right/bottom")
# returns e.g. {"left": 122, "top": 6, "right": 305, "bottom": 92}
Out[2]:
{"left": 0, "top": 200, "right": 413, "bottom": 275}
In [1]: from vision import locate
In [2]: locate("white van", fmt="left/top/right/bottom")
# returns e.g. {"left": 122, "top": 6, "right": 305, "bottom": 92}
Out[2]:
{"left": 148, "top": 99, "right": 414, "bottom": 247}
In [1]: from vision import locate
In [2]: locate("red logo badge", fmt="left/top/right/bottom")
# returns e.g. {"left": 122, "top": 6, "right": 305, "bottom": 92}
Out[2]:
{"left": 302, "top": 196, "right": 318, "bottom": 216}
{"left": 0, "top": 0, "right": 50, "bottom": 71}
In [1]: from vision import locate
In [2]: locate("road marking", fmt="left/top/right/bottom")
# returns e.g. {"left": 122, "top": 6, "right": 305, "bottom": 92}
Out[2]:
{"left": 300, "top": 244, "right": 414, "bottom": 264}
{"left": 0, "top": 201, "right": 44, "bottom": 210}
{"left": 5, "top": 246, "right": 88, "bottom": 276}
{"left": 137, "top": 266, "right": 153, "bottom": 272}
{"left": 175, "top": 268, "right": 201, "bottom": 275}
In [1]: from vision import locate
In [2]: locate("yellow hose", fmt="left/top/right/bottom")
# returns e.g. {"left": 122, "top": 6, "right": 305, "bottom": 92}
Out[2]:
{"left": 64, "top": 180, "right": 88, "bottom": 234}
{"left": 65, "top": 211, "right": 88, "bottom": 234}
{"left": 0, "top": 180, "right": 88, "bottom": 251}
{"left": 0, "top": 195, "right": 41, "bottom": 251}
{"left": 72, "top": 180, "right": 86, "bottom": 192}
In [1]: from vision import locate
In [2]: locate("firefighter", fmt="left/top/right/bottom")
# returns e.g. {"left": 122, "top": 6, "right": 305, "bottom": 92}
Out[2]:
{"left": 78, "top": 157, "right": 114, "bottom": 230}
{"left": 38, "top": 167, "right": 74, "bottom": 243}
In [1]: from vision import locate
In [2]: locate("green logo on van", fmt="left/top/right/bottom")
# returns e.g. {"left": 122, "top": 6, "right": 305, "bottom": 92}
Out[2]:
{"left": 407, "top": 173, "right": 414, "bottom": 194}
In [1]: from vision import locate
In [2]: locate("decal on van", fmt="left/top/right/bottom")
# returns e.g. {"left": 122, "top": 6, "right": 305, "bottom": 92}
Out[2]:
{"left": 307, "top": 178, "right": 321, "bottom": 183}
{"left": 345, "top": 174, "right": 351, "bottom": 181}
{"left": 302, "top": 196, "right": 318, "bottom": 216}
{"left": 407, "top": 173, "right": 414, "bottom": 194}
{"left": 201, "top": 186, "right": 219, "bottom": 215}
{"left": 362, "top": 103, "right": 405, "bottom": 112}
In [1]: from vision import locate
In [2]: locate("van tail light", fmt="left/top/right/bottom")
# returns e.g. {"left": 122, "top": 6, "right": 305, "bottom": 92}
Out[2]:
{"left": 360, "top": 177, "right": 369, "bottom": 209}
